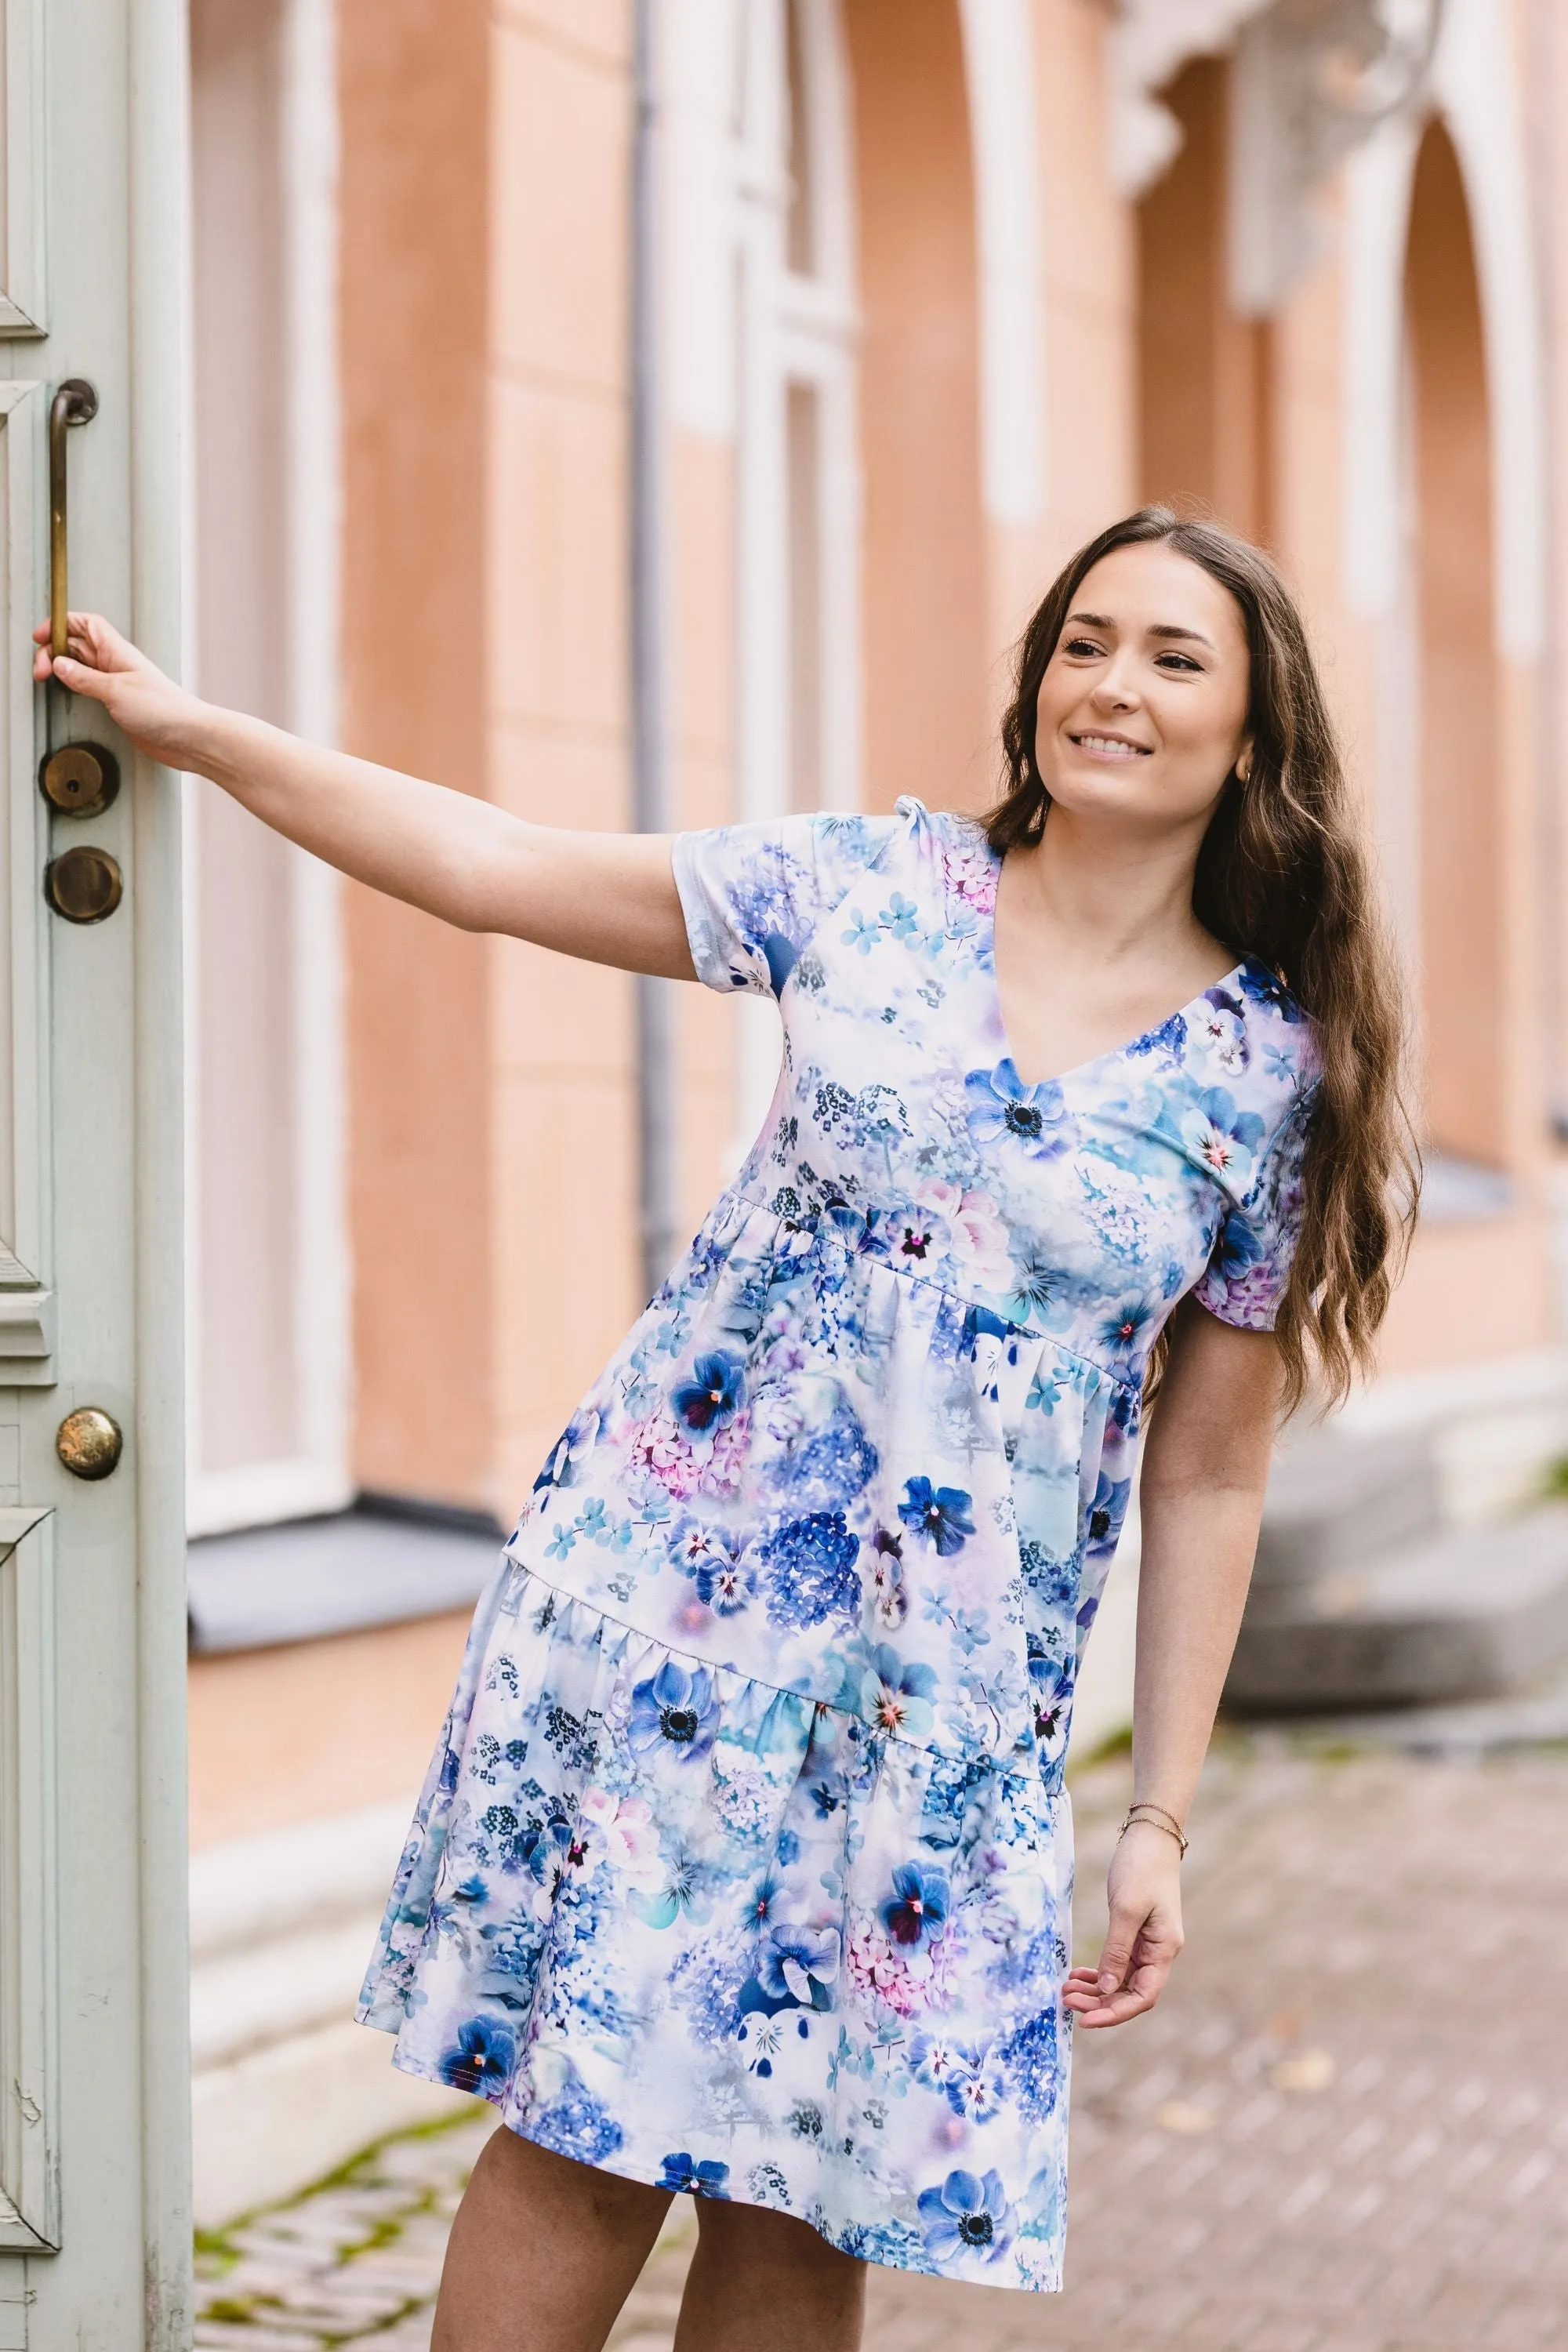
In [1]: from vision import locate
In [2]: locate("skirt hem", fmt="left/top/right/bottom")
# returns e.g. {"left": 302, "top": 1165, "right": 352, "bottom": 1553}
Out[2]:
{"left": 355, "top": 2012, "right": 1064, "bottom": 2297}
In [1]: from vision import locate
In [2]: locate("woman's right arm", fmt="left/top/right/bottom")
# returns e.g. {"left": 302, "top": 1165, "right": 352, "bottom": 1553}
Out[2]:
{"left": 34, "top": 612, "right": 695, "bottom": 979}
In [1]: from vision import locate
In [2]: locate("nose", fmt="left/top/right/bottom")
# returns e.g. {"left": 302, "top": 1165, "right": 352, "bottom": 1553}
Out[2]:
{"left": 1089, "top": 655, "right": 1140, "bottom": 713}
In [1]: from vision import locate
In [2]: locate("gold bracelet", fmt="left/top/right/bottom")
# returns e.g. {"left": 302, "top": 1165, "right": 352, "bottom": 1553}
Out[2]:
{"left": 1119, "top": 1806, "right": 1189, "bottom": 1857}
{"left": 1130, "top": 1801, "right": 1186, "bottom": 1838}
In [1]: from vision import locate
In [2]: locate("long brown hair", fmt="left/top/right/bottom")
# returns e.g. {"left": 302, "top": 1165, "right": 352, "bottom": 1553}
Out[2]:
{"left": 987, "top": 506, "right": 1418, "bottom": 1415}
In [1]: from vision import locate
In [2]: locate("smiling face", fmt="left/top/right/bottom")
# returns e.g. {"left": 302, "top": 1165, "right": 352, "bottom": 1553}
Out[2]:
{"left": 1032, "top": 540, "right": 1254, "bottom": 835}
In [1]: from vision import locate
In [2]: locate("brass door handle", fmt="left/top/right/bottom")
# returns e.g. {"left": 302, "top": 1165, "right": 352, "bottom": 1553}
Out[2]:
{"left": 49, "top": 378, "right": 98, "bottom": 659}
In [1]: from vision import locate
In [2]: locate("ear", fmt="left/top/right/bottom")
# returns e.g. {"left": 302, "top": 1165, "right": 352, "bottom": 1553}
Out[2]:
{"left": 1235, "top": 735, "right": 1256, "bottom": 786}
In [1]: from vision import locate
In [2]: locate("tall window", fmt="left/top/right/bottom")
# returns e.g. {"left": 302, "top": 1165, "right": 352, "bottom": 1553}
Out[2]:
{"left": 187, "top": 0, "right": 349, "bottom": 1531}
{"left": 735, "top": 0, "right": 860, "bottom": 1127}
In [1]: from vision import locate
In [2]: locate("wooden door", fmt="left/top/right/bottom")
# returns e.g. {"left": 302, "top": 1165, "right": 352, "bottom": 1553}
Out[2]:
{"left": 0, "top": 0, "right": 188, "bottom": 2342}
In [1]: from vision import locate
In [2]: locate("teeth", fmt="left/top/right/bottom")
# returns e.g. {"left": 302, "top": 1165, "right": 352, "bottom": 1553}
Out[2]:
{"left": 1075, "top": 735, "right": 1145, "bottom": 757}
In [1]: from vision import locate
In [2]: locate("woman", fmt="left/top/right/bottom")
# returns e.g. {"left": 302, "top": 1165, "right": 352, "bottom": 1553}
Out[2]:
{"left": 41, "top": 508, "right": 1413, "bottom": 2349}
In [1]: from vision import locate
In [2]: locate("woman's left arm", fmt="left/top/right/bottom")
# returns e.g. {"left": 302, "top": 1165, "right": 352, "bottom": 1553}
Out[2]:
{"left": 1064, "top": 1295, "right": 1282, "bottom": 2027}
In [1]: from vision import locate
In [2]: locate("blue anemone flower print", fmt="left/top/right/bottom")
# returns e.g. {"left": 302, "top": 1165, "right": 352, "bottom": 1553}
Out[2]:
{"left": 670, "top": 1349, "right": 747, "bottom": 1432}
{"left": 898, "top": 1476, "right": 975, "bottom": 1557}
{"left": 916, "top": 2169, "right": 1015, "bottom": 2265}
{"left": 436, "top": 2015, "right": 515, "bottom": 2094}
{"left": 659, "top": 2152, "right": 731, "bottom": 2198}
{"left": 859, "top": 1645, "right": 938, "bottom": 1741}
{"left": 1085, "top": 1470, "right": 1131, "bottom": 1552}
{"left": 964, "top": 1058, "right": 1069, "bottom": 1160}
{"left": 626, "top": 1658, "right": 720, "bottom": 1762}
{"left": 881, "top": 1861, "right": 950, "bottom": 1951}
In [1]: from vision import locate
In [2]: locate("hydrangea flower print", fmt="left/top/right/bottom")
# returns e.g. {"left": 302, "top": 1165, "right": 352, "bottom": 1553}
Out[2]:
{"left": 358, "top": 800, "right": 1317, "bottom": 2296}
{"left": 917, "top": 2169, "right": 1016, "bottom": 2265}
{"left": 758, "top": 1511, "right": 861, "bottom": 1626}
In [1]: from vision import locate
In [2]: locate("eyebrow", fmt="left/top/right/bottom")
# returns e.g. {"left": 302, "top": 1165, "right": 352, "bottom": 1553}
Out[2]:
{"left": 1065, "top": 610, "right": 1217, "bottom": 652}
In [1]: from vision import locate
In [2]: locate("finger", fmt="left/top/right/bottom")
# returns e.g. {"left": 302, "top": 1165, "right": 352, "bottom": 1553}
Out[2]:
{"left": 1067, "top": 1967, "right": 1166, "bottom": 2027}
{"left": 1093, "top": 1910, "right": 1146, "bottom": 1995}
{"left": 49, "top": 655, "right": 116, "bottom": 704}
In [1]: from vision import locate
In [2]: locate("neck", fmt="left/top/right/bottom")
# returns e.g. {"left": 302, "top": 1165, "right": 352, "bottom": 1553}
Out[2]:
{"left": 1007, "top": 803, "right": 1212, "bottom": 965}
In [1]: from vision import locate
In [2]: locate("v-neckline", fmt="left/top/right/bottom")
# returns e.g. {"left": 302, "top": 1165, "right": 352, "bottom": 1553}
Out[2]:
{"left": 982, "top": 848, "right": 1250, "bottom": 1094}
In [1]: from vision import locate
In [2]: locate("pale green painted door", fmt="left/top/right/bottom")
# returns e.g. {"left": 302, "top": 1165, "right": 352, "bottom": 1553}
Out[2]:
{"left": 0, "top": 0, "right": 188, "bottom": 2343}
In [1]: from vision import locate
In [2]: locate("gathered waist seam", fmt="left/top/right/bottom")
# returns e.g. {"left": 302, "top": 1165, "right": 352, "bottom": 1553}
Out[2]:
{"left": 691, "top": 1184, "right": 1139, "bottom": 1398}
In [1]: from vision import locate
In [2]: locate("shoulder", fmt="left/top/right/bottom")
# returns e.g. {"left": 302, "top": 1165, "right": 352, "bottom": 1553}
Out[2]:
{"left": 1152, "top": 960, "right": 1318, "bottom": 1204}
{"left": 1232, "top": 960, "right": 1320, "bottom": 1101}
{"left": 895, "top": 797, "right": 1000, "bottom": 913}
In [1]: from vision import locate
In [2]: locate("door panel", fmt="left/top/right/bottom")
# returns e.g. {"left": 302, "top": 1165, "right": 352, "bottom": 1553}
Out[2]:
{"left": 0, "top": 1508, "right": 53, "bottom": 2256}
{"left": 0, "top": 0, "right": 188, "bottom": 2343}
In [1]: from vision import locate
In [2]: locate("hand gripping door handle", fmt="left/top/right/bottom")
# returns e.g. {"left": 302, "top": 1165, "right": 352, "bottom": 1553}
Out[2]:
{"left": 49, "top": 378, "right": 98, "bottom": 659}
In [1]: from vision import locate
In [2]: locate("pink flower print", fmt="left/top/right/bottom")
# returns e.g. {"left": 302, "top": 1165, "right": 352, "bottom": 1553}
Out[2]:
{"left": 921, "top": 1182, "right": 1012, "bottom": 1290}
{"left": 577, "top": 1788, "right": 664, "bottom": 1889}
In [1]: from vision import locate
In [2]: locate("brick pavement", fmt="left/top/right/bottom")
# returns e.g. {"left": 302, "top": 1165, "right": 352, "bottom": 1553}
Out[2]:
{"left": 193, "top": 1737, "right": 1568, "bottom": 2352}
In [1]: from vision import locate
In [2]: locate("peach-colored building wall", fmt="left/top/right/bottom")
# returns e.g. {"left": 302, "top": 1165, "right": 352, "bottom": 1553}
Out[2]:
{"left": 846, "top": 0, "right": 989, "bottom": 814}
{"left": 188, "top": 1616, "right": 472, "bottom": 1849}
{"left": 485, "top": 9, "right": 641, "bottom": 1515}
{"left": 338, "top": 0, "right": 495, "bottom": 1508}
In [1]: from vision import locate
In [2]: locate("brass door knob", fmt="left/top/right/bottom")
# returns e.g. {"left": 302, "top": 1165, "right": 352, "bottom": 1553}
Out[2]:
{"left": 40, "top": 742, "right": 120, "bottom": 817}
{"left": 45, "top": 844, "right": 122, "bottom": 923}
{"left": 56, "top": 1406, "right": 122, "bottom": 1480}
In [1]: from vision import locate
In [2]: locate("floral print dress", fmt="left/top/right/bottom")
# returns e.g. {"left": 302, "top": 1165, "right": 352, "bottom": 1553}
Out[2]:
{"left": 358, "top": 797, "right": 1317, "bottom": 2292}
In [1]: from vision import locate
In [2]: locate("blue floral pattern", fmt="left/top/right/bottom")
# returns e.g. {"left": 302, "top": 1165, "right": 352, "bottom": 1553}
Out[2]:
{"left": 359, "top": 798, "right": 1316, "bottom": 2293}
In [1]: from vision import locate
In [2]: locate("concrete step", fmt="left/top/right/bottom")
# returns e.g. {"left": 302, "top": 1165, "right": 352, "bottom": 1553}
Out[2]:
{"left": 1227, "top": 1503, "right": 1568, "bottom": 1711}
{"left": 1252, "top": 1429, "right": 1440, "bottom": 1589}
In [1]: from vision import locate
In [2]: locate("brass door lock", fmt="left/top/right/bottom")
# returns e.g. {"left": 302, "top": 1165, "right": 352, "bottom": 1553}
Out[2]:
{"left": 56, "top": 1406, "right": 122, "bottom": 1480}
{"left": 40, "top": 742, "right": 119, "bottom": 817}
{"left": 45, "top": 844, "right": 122, "bottom": 923}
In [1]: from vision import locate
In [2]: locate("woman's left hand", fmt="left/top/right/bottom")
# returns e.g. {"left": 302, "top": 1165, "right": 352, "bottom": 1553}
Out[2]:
{"left": 1062, "top": 1820, "right": 1185, "bottom": 2027}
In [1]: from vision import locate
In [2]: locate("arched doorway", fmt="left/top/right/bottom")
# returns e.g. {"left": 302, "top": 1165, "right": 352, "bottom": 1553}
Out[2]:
{"left": 1403, "top": 118, "right": 1503, "bottom": 1167}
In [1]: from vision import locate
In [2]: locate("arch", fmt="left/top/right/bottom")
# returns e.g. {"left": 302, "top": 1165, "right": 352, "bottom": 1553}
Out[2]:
{"left": 1404, "top": 117, "right": 1504, "bottom": 1166}
{"left": 1134, "top": 53, "right": 1272, "bottom": 539}
{"left": 1342, "top": 0, "right": 1544, "bottom": 663}
{"left": 844, "top": 0, "right": 987, "bottom": 812}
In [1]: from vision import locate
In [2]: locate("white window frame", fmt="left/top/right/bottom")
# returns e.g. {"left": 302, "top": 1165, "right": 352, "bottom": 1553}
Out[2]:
{"left": 735, "top": 0, "right": 861, "bottom": 1138}
{"left": 185, "top": 0, "right": 350, "bottom": 1537}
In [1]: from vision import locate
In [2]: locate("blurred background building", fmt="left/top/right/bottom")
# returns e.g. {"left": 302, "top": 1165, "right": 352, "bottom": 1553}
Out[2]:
{"left": 178, "top": 0, "right": 1568, "bottom": 2222}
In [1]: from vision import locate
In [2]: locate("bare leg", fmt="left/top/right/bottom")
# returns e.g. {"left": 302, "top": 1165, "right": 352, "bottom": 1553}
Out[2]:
{"left": 431, "top": 2125, "right": 672, "bottom": 2352}
{"left": 672, "top": 2197, "right": 866, "bottom": 2352}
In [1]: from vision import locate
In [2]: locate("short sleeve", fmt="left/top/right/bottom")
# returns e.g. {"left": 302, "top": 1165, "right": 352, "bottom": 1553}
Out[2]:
{"left": 672, "top": 811, "right": 900, "bottom": 997}
{"left": 1192, "top": 1085, "right": 1316, "bottom": 1332}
